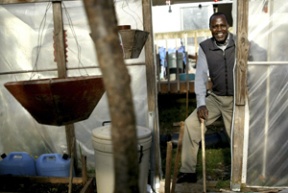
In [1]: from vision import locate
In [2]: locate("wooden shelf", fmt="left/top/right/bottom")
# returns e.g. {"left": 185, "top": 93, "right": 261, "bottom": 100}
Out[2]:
{"left": 0, "top": 176, "right": 95, "bottom": 193}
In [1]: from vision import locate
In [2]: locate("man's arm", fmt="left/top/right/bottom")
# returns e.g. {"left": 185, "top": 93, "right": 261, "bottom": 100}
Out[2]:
{"left": 195, "top": 46, "right": 209, "bottom": 108}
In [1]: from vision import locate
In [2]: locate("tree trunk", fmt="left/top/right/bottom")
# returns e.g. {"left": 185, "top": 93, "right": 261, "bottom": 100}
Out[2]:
{"left": 82, "top": 1, "right": 140, "bottom": 193}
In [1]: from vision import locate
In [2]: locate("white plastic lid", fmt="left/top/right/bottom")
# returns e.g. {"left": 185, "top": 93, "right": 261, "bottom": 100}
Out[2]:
{"left": 92, "top": 125, "right": 152, "bottom": 153}
{"left": 92, "top": 125, "right": 151, "bottom": 140}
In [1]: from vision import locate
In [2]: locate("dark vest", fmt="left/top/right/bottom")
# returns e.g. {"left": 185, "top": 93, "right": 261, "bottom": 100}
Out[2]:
{"left": 199, "top": 34, "right": 235, "bottom": 96}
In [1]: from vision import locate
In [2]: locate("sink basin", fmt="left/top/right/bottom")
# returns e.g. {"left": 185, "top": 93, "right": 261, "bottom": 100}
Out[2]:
{"left": 4, "top": 76, "right": 105, "bottom": 126}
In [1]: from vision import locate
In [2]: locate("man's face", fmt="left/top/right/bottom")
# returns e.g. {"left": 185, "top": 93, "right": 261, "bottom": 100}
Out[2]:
{"left": 209, "top": 15, "right": 229, "bottom": 44}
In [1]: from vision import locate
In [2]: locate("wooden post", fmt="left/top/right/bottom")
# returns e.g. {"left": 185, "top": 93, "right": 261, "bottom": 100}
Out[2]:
{"left": 165, "top": 141, "right": 172, "bottom": 193}
{"left": 185, "top": 52, "right": 189, "bottom": 118}
{"left": 171, "top": 122, "right": 184, "bottom": 193}
{"left": 68, "top": 137, "right": 75, "bottom": 193}
{"left": 52, "top": 2, "right": 78, "bottom": 171}
{"left": 52, "top": 2, "right": 66, "bottom": 79}
{"left": 142, "top": 0, "right": 162, "bottom": 188}
{"left": 231, "top": 0, "right": 249, "bottom": 191}
{"left": 81, "top": 155, "right": 88, "bottom": 185}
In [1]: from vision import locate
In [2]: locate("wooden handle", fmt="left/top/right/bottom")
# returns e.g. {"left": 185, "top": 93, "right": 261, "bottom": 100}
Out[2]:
{"left": 201, "top": 119, "right": 206, "bottom": 193}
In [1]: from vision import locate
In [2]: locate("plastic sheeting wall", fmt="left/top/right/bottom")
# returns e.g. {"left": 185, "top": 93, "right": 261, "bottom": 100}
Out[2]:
{"left": 0, "top": 0, "right": 148, "bottom": 169}
{"left": 244, "top": 0, "right": 288, "bottom": 187}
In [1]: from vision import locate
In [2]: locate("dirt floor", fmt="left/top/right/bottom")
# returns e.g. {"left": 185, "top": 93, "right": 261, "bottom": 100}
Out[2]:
{"left": 0, "top": 175, "right": 96, "bottom": 193}
{"left": 158, "top": 179, "right": 221, "bottom": 193}
{"left": 0, "top": 182, "right": 85, "bottom": 193}
{"left": 157, "top": 180, "right": 286, "bottom": 193}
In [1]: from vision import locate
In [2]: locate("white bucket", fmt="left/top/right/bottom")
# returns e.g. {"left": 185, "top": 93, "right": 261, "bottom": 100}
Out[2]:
{"left": 92, "top": 125, "right": 152, "bottom": 193}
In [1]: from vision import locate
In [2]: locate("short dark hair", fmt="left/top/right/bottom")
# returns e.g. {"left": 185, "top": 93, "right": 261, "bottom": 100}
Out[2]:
{"left": 209, "top": 12, "right": 228, "bottom": 26}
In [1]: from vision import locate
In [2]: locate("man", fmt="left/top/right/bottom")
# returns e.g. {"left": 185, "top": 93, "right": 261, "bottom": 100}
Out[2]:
{"left": 177, "top": 12, "right": 235, "bottom": 183}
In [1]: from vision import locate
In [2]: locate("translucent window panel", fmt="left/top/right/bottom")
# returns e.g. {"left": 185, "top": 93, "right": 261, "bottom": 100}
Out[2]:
{"left": 245, "top": 0, "right": 288, "bottom": 187}
{"left": 247, "top": 63, "right": 288, "bottom": 187}
{"left": 180, "top": 4, "right": 212, "bottom": 30}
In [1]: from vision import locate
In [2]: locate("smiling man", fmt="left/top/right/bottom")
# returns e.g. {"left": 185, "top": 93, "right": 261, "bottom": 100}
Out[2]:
{"left": 177, "top": 12, "right": 235, "bottom": 183}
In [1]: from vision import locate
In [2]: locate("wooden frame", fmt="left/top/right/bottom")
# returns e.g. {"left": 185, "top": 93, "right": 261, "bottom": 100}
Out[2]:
{"left": 231, "top": 0, "right": 249, "bottom": 191}
{"left": 153, "top": 1, "right": 250, "bottom": 191}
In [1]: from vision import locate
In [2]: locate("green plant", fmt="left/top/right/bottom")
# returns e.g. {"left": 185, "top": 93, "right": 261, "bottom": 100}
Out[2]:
{"left": 197, "top": 148, "right": 231, "bottom": 181}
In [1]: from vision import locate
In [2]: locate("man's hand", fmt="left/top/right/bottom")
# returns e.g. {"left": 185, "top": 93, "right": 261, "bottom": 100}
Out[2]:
{"left": 197, "top": 106, "right": 208, "bottom": 121}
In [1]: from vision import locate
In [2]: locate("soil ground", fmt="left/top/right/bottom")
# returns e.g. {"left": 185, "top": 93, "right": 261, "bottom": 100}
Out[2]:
{"left": 0, "top": 180, "right": 89, "bottom": 193}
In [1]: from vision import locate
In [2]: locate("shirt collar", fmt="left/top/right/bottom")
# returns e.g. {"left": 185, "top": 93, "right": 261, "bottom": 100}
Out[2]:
{"left": 214, "top": 33, "right": 231, "bottom": 50}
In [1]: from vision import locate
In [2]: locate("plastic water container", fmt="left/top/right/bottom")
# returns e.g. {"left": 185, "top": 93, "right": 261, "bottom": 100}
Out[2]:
{"left": 0, "top": 152, "right": 36, "bottom": 176}
{"left": 92, "top": 125, "right": 152, "bottom": 193}
{"left": 36, "top": 153, "right": 73, "bottom": 177}
{"left": 168, "top": 52, "right": 183, "bottom": 74}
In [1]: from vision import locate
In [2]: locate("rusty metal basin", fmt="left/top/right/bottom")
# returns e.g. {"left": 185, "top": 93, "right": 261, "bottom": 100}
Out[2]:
{"left": 4, "top": 76, "right": 105, "bottom": 126}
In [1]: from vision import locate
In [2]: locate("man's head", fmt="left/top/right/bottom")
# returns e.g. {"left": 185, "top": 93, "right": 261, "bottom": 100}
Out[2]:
{"left": 209, "top": 12, "right": 229, "bottom": 44}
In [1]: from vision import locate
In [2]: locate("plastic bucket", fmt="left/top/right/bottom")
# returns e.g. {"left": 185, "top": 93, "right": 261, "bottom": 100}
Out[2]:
{"left": 0, "top": 152, "right": 36, "bottom": 176}
{"left": 36, "top": 153, "right": 74, "bottom": 177}
{"left": 168, "top": 52, "right": 183, "bottom": 74}
{"left": 92, "top": 125, "right": 152, "bottom": 193}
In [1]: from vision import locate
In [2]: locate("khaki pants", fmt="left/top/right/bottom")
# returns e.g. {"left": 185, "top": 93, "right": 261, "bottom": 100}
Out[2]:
{"left": 180, "top": 93, "right": 233, "bottom": 173}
